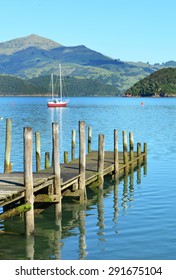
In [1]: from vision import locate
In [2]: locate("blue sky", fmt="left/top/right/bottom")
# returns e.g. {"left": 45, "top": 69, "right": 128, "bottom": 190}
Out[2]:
{"left": 1, "top": 0, "right": 176, "bottom": 64}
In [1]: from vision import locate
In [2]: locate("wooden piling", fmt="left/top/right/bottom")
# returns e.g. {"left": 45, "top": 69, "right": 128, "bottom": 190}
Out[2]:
{"left": 71, "top": 129, "right": 76, "bottom": 160}
{"left": 98, "top": 134, "right": 105, "bottom": 188}
{"left": 79, "top": 121, "right": 86, "bottom": 199}
{"left": 45, "top": 152, "right": 50, "bottom": 168}
{"left": 88, "top": 126, "right": 92, "bottom": 153}
{"left": 123, "top": 130, "right": 128, "bottom": 165}
{"left": 114, "top": 129, "right": 119, "bottom": 174}
{"left": 137, "top": 142, "right": 142, "bottom": 167}
{"left": 0, "top": 120, "right": 148, "bottom": 229}
{"left": 64, "top": 151, "right": 68, "bottom": 164}
{"left": 35, "top": 131, "right": 41, "bottom": 171}
{"left": 24, "top": 127, "right": 34, "bottom": 236}
{"left": 137, "top": 142, "right": 141, "bottom": 156}
{"left": 143, "top": 143, "right": 147, "bottom": 162}
{"left": 129, "top": 132, "right": 134, "bottom": 162}
{"left": 0, "top": 203, "right": 31, "bottom": 220}
{"left": 52, "top": 122, "right": 61, "bottom": 216}
{"left": 4, "top": 118, "right": 12, "bottom": 173}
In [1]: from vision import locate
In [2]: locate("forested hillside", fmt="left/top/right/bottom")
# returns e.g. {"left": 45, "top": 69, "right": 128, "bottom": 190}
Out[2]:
{"left": 0, "top": 74, "right": 120, "bottom": 96}
{"left": 124, "top": 68, "right": 176, "bottom": 97}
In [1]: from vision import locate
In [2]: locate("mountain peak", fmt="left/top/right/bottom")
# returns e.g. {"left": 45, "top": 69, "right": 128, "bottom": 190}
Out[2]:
{"left": 0, "top": 34, "right": 62, "bottom": 55}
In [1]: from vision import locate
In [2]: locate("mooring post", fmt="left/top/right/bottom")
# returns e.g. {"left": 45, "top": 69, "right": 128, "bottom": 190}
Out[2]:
{"left": 71, "top": 129, "right": 76, "bottom": 160}
{"left": 64, "top": 151, "right": 68, "bottom": 164}
{"left": 35, "top": 131, "right": 41, "bottom": 171}
{"left": 114, "top": 129, "right": 119, "bottom": 174}
{"left": 137, "top": 142, "right": 141, "bottom": 156}
{"left": 4, "top": 118, "right": 12, "bottom": 173}
{"left": 137, "top": 142, "right": 142, "bottom": 167}
{"left": 88, "top": 126, "right": 92, "bottom": 153}
{"left": 79, "top": 121, "right": 86, "bottom": 200}
{"left": 143, "top": 143, "right": 148, "bottom": 175}
{"left": 123, "top": 130, "right": 128, "bottom": 165}
{"left": 143, "top": 142, "right": 147, "bottom": 162}
{"left": 129, "top": 132, "right": 134, "bottom": 162}
{"left": 24, "top": 127, "right": 34, "bottom": 236}
{"left": 52, "top": 122, "right": 62, "bottom": 216}
{"left": 98, "top": 134, "right": 105, "bottom": 188}
{"left": 45, "top": 152, "right": 50, "bottom": 168}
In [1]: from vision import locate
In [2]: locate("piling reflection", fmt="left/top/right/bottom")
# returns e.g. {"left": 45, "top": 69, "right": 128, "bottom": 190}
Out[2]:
{"left": 129, "top": 170, "right": 134, "bottom": 202}
{"left": 113, "top": 178, "right": 119, "bottom": 223}
{"left": 121, "top": 172, "right": 128, "bottom": 211}
{"left": 78, "top": 208, "right": 87, "bottom": 259}
{"left": 26, "top": 236, "right": 34, "bottom": 260}
{"left": 0, "top": 161, "right": 147, "bottom": 260}
{"left": 121, "top": 162, "right": 147, "bottom": 212}
{"left": 97, "top": 190, "right": 105, "bottom": 239}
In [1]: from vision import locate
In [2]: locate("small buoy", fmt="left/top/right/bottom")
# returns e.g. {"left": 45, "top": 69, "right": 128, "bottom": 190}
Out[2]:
{"left": 141, "top": 102, "right": 144, "bottom": 106}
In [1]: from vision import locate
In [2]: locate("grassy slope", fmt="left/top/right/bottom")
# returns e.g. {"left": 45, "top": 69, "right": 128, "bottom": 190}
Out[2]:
{"left": 0, "top": 35, "right": 163, "bottom": 95}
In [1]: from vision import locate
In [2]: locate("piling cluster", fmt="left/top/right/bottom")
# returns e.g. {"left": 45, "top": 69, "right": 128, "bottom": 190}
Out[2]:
{"left": 1, "top": 119, "right": 147, "bottom": 236}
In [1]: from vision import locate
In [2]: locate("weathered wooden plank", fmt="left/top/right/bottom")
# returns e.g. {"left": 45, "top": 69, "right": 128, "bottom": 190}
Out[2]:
{"left": 0, "top": 150, "right": 146, "bottom": 209}
{"left": 61, "top": 176, "right": 80, "bottom": 190}
{"left": 35, "top": 194, "right": 60, "bottom": 203}
{"left": 0, "top": 193, "right": 25, "bottom": 206}
{"left": 0, "top": 203, "right": 31, "bottom": 220}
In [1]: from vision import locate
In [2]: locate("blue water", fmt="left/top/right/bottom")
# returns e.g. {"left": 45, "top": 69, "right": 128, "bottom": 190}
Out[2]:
{"left": 0, "top": 96, "right": 176, "bottom": 260}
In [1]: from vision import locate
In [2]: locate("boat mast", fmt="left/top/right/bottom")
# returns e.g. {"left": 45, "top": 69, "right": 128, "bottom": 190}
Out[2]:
{"left": 59, "top": 64, "right": 62, "bottom": 101}
{"left": 51, "top": 73, "right": 54, "bottom": 99}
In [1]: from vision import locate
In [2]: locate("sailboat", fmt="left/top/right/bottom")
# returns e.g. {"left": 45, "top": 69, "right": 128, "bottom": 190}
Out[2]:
{"left": 47, "top": 64, "right": 69, "bottom": 108}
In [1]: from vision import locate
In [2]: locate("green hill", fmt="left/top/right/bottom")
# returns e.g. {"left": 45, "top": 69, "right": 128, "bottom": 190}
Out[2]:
{"left": 124, "top": 68, "right": 176, "bottom": 97}
{"left": 0, "top": 34, "right": 162, "bottom": 95}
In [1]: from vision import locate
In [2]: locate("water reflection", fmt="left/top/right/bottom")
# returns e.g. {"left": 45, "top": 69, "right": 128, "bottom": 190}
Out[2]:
{"left": 0, "top": 162, "right": 147, "bottom": 260}
{"left": 97, "top": 190, "right": 105, "bottom": 239}
{"left": 121, "top": 163, "right": 147, "bottom": 212}
{"left": 113, "top": 178, "right": 119, "bottom": 223}
{"left": 26, "top": 236, "right": 34, "bottom": 260}
{"left": 78, "top": 209, "right": 87, "bottom": 259}
{"left": 122, "top": 173, "right": 128, "bottom": 211}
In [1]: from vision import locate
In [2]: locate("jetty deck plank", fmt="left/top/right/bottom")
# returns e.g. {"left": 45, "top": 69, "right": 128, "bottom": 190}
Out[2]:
{"left": 0, "top": 151, "right": 144, "bottom": 207}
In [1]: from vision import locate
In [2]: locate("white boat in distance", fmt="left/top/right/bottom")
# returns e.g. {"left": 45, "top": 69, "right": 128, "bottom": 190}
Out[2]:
{"left": 47, "top": 64, "right": 69, "bottom": 108}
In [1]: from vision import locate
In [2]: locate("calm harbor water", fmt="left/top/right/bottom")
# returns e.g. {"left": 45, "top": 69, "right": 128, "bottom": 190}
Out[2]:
{"left": 0, "top": 96, "right": 176, "bottom": 260}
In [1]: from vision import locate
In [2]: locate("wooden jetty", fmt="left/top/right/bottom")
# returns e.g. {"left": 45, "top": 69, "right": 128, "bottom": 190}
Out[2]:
{"left": 0, "top": 119, "right": 147, "bottom": 236}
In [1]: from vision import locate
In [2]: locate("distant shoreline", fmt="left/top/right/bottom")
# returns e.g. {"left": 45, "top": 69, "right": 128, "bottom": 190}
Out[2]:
{"left": 0, "top": 94, "right": 176, "bottom": 98}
